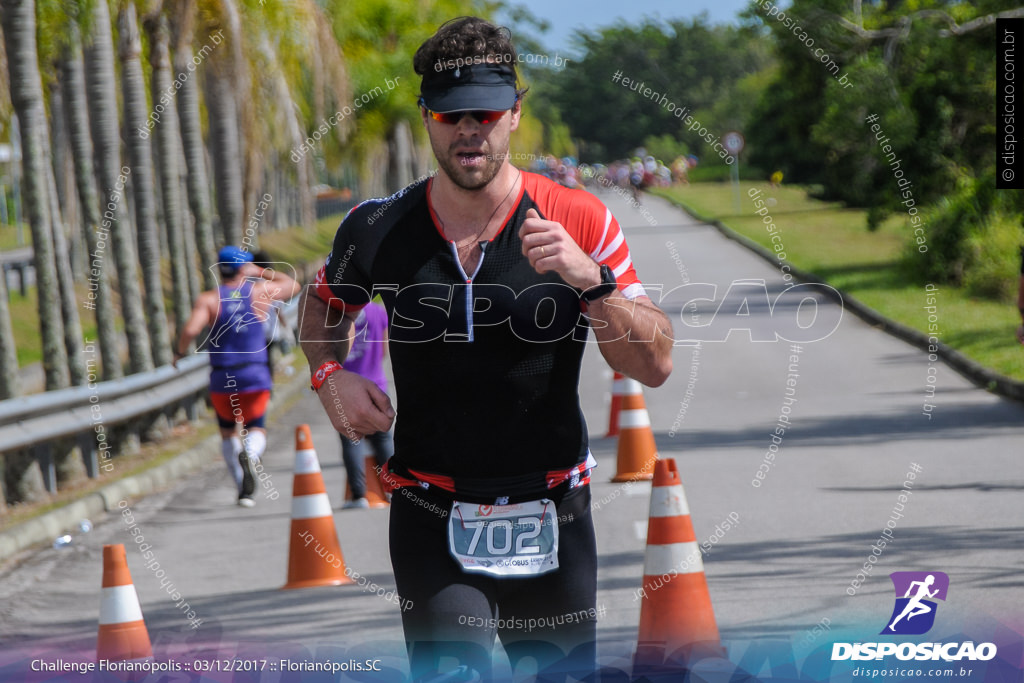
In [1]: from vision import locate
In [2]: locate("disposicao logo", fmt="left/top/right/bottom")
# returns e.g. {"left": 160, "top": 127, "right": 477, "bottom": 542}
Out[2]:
{"left": 882, "top": 571, "right": 948, "bottom": 635}
{"left": 832, "top": 571, "right": 997, "bottom": 662}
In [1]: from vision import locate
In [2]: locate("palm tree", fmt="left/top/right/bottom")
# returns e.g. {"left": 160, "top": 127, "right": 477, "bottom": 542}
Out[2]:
{"left": 44, "top": 80, "right": 86, "bottom": 386}
{"left": 1, "top": 0, "right": 70, "bottom": 390}
{"left": 323, "top": 0, "right": 466, "bottom": 196}
{"left": 48, "top": 78, "right": 78, "bottom": 272}
{"left": 59, "top": 19, "right": 122, "bottom": 380}
{"left": 84, "top": 0, "right": 153, "bottom": 374}
{"left": 169, "top": 0, "right": 216, "bottom": 290}
{"left": 119, "top": 0, "right": 172, "bottom": 367}
{"left": 236, "top": 0, "right": 350, "bottom": 230}
{"left": 0, "top": 20, "right": 17, "bottom": 399}
{"left": 179, "top": 180, "right": 202, "bottom": 302}
{"left": 45, "top": 151, "right": 86, "bottom": 385}
{"left": 0, "top": 266, "right": 20, "bottom": 399}
{"left": 199, "top": 0, "right": 245, "bottom": 246}
{"left": 144, "top": 9, "right": 191, "bottom": 335}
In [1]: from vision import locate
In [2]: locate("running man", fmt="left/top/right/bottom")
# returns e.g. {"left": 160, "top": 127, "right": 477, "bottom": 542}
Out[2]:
{"left": 887, "top": 574, "right": 939, "bottom": 631}
{"left": 299, "top": 16, "right": 673, "bottom": 680}
{"left": 176, "top": 246, "right": 300, "bottom": 506}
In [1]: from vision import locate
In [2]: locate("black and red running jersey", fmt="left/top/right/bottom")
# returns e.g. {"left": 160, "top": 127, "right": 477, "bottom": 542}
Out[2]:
{"left": 314, "top": 171, "right": 648, "bottom": 490}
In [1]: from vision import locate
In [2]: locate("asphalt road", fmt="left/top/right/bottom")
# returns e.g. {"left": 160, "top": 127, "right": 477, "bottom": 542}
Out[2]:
{"left": 0, "top": 186, "right": 1021, "bottom": 681}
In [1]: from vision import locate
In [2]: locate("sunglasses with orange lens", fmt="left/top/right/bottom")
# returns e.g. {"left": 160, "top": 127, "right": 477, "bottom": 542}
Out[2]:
{"left": 427, "top": 108, "right": 507, "bottom": 125}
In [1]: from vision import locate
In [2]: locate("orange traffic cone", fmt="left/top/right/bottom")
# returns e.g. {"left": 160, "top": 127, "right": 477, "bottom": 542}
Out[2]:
{"left": 634, "top": 458, "right": 722, "bottom": 670}
{"left": 282, "top": 425, "right": 353, "bottom": 589}
{"left": 606, "top": 371, "right": 626, "bottom": 437}
{"left": 97, "top": 544, "right": 152, "bottom": 662}
{"left": 344, "top": 455, "right": 389, "bottom": 508}
{"left": 611, "top": 377, "right": 657, "bottom": 482}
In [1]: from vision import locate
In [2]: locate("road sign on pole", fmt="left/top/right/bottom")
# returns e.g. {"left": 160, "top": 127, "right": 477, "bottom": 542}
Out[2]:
{"left": 723, "top": 131, "right": 745, "bottom": 156}
{"left": 724, "top": 131, "right": 745, "bottom": 212}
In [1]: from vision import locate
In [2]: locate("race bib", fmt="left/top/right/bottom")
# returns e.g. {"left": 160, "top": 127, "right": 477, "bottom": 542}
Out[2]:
{"left": 448, "top": 499, "right": 559, "bottom": 577}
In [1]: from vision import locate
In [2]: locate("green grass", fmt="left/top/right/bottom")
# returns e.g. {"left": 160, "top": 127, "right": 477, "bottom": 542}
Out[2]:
{"left": 9, "top": 287, "right": 100, "bottom": 368}
{"left": 259, "top": 214, "right": 346, "bottom": 269}
{"left": 0, "top": 222, "right": 30, "bottom": 251}
{"left": 652, "top": 182, "right": 1024, "bottom": 381}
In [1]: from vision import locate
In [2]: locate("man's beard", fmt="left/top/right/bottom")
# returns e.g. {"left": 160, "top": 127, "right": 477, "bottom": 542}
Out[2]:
{"left": 432, "top": 139, "right": 507, "bottom": 191}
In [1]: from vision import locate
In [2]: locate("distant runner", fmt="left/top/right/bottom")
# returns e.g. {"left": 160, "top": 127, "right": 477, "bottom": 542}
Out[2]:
{"left": 176, "top": 246, "right": 300, "bottom": 506}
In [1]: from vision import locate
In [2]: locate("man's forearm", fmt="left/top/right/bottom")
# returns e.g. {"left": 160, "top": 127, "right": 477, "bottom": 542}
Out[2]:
{"left": 298, "top": 287, "right": 354, "bottom": 372}
{"left": 588, "top": 294, "right": 673, "bottom": 386}
{"left": 175, "top": 332, "right": 190, "bottom": 357}
{"left": 257, "top": 264, "right": 301, "bottom": 299}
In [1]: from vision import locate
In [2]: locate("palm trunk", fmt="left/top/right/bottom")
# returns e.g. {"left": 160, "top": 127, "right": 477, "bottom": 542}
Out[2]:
{"left": 204, "top": 67, "right": 244, "bottom": 246}
{"left": 268, "top": 49, "right": 314, "bottom": 228}
{"left": 172, "top": 49, "right": 216, "bottom": 287}
{"left": 0, "top": 268, "right": 20, "bottom": 399}
{"left": 204, "top": 0, "right": 245, "bottom": 246}
{"left": 46, "top": 78, "right": 86, "bottom": 386}
{"left": 1, "top": 0, "right": 69, "bottom": 390}
{"left": 145, "top": 12, "right": 190, "bottom": 335}
{"left": 388, "top": 120, "right": 415, "bottom": 193}
{"left": 179, "top": 162, "right": 202, "bottom": 303}
{"left": 119, "top": 1, "right": 172, "bottom": 367}
{"left": 83, "top": 0, "right": 153, "bottom": 374}
{"left": 49, "top": 79, "right": 83, "bottom": 279}
{"left": 167, "top": 0, "right": 213, "bottom": 293}
{"left": 47, "top": 164, "right": 86, "bottom": 386}
{"left": 60, "top": 23, "right": 121, "bottom": 380}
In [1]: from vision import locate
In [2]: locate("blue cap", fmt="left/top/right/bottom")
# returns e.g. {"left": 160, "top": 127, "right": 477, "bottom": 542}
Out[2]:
{"left": 218, "top": 246, "right": 254, "bottom": 266}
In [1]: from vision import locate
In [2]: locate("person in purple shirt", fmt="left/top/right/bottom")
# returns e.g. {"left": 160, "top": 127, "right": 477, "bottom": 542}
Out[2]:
{"left": 340, "top": 302, "right": 394, "bottom": 508}
{"left": 176, "top": 246, "right": 300, "bottom": 506}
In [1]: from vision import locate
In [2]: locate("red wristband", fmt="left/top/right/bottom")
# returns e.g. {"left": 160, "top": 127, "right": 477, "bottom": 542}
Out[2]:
{"left": 310, "top": 360, "right": 344, "bottom": 392}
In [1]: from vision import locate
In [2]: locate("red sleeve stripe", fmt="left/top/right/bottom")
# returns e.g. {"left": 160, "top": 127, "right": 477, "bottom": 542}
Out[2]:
{"left": 313, "top": 264, "right": 334, "bottom": 304}
{"left": 313, "top": 264, "right": 366, "bottom": 313}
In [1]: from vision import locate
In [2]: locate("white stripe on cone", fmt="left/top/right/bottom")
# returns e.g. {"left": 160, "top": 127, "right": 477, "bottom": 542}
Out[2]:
{"left": 644, "top": 541, "right": 705, "bottom": 576}
{"left": 291, "top": 493, "right": 333, "bottom": 520}
{"left": 98, "top": 585, "right": 145, "bottom": 625}
{"left": 293, "top": 449, "right": 321, "bottom": 475}
{"left": 621, "top": 378, "right": 643, "bottom": 395}
{"left": 619, "top": 409, "right": 651, "bottom": 429}
{"left": 650, "top": 485, "right": 690, "bottom": 518}
{"left": 612, "top": 378, "right": 629, "bottom": 393}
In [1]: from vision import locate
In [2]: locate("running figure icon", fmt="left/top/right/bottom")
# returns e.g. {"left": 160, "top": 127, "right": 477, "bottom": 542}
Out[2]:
{"left": 887, "top": 574, "right": 939, "bottom": 632}
{"left": 880, "top": 571, "right": 949, "bottom": 635}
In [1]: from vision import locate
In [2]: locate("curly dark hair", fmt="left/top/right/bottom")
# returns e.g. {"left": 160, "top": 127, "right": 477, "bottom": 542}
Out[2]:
{"left": 414, "top": 16, "right": 524, "bottom": 90}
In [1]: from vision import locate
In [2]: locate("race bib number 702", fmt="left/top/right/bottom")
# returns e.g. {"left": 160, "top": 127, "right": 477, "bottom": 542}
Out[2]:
{"left": 448, "top": 499, "right": 559, "bottom": 577}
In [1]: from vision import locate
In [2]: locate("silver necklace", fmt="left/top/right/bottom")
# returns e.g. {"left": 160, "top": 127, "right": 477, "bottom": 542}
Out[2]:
{"left": 435, "top": 169, "right": 522, "bottom": 250}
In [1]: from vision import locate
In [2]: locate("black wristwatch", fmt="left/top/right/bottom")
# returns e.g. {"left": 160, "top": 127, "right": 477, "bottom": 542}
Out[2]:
{"left": 581, "top": 263, "right": 617, "bottom": 303}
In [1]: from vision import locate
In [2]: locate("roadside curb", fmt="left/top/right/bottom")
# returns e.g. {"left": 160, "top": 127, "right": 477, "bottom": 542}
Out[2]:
{"left": 0, "top": 365, "right": 310, "bottom": 564}
{"left": 656, "top": 192, "right": 1024, "bottom": 403}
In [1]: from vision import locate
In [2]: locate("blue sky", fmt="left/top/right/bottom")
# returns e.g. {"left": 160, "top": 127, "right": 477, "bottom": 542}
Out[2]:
{"left": 496, "top": 0, "right": 757, "bottom": 55}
